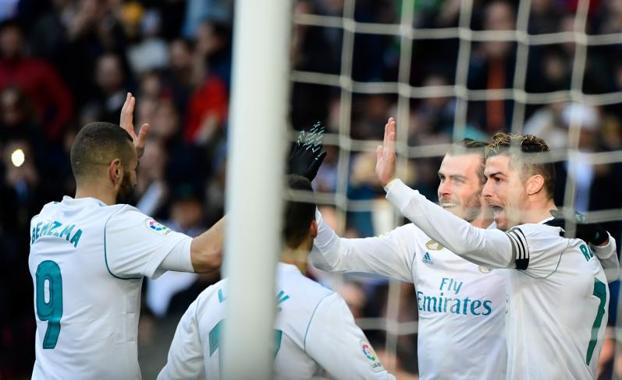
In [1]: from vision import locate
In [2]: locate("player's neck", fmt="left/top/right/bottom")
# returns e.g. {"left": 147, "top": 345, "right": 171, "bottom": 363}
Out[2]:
{"left": 75, "top": 183, "right": 117, "bottom": 205}
{"left": 470, "top": 207, "right": 494, "bottom": 228}
{"left": 281, "top": 245, "right": 310, "bottom": 273}
{"left": 521, "top": 197, "right": 556, "bottom": 224}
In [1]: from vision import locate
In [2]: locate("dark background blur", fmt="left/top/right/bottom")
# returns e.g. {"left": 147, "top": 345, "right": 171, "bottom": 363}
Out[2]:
{"left": 1, "top": 0, "right": 622, "bottom": 379}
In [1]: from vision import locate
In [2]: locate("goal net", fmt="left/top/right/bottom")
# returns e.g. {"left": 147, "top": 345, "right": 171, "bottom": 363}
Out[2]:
{"left": 289, "top": 0, "right": 622, "bottom": 377}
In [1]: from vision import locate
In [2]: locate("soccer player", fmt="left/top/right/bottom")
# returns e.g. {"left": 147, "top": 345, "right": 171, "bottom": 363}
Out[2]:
{"left": 28, "top": 93, "right": 225, "bottom": 379}
{"left": 309, "top": 139, "right": 510, "bottom": 379}
{"left": 157, "top": 175, "right": 395, "bottom": 380}
{"left": 376, "top": 118, "right": 619, "bottom": 379}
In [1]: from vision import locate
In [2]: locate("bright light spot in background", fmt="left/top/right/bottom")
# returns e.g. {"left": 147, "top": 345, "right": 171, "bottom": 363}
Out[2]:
{"left": 11, "top": 148, "right": 25, "bottom": 167}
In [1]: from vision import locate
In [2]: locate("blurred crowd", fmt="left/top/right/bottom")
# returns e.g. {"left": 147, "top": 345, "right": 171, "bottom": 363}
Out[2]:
{"left": 1, "top": 0, "right": 622, "bottom": 378}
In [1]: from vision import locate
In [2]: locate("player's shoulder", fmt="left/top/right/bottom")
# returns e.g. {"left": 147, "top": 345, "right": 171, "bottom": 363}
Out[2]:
{"left": 31, "top": 201, "right": 59, "bottom": 223}
{"left": 391, "top": 222, "right": 423, "bottom": 237}
{"left": 105, "top": 204, "right": 161, "bottom": 228}
{"left": 193, "top": 279, "right": 228, "bottom": 312}
{"left": 277, "top": 264, "right": 333, "bottom": 308}
{"left": 382, "top": 222, "right": 427, "bottom": 251}
{"left": 509, "top": 223, "right": 563, "bottom": 240}
{"left": 508, "top": 223, "right": 569, "bottom": 256}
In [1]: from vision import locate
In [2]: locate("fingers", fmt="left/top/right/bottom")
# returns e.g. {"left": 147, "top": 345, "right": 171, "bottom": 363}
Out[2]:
{"left": 303, "top": 121, "right": 325, "bottom": 152}
{"left": 383, "top": 117, "right": 394, "bottom": 145}
{"left": 120, "top": 92, "right": 136, "bottom": 137}
{"left": 136, "top": 123, "right": 150, "bottom": 144}
{"left": 376, "top": 145, "right": 383, "bottom": 162}
{"left": 387, "top": 117, "right": 396, "bottom": 142}
{"left": 314, "top": 150, "right": 327, "bottom": 163}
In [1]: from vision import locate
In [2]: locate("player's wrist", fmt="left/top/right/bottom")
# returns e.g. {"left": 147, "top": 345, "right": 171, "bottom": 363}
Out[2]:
{"left": 383, "top": 177, "right": 401, "bottom": 193}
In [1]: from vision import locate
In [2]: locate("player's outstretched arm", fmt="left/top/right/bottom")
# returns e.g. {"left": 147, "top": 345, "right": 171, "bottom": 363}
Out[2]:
{"left": 190, "top": 217, "right": 225, "bottom": 273}
{"left": 309, "top": 209, "right": 416, "bottom": 282}
{"left": 385, "top": 179, "right": 515, "bottom": 268}
{"left": 375, "top": 117, "right": 515, "bottom": 269}
{"left": 305, "top": 293, "right": 396, "bottom": 379}
{"left": 157, "top": 300, "right": 205, "bottom": 380}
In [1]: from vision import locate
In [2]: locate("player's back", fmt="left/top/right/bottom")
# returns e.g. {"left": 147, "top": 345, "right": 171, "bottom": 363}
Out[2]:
{"left": 160, "top": 263, "right": 391, "bottom": 379}
{"left": 505, "top": 223, "right": 608, "bottom": 380}
{"left": 29, "top": 197, "right": 143, "bottom": 380}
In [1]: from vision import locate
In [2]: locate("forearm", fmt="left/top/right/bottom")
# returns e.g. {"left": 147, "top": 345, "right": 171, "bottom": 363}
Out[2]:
{"left": 310, "top": 210, "right": 412, "bottom": 281}
{"left": 385, "top": 179, "right": 514, "bottom": 268}
{"left": 190, "top": 217, "right": 225, "bottom": 272}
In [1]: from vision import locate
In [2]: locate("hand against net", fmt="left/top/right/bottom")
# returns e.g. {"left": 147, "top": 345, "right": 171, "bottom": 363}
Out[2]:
{"left": 376, "top": 117, "right": 397, "bottom": 187}
{"left": 288, "top": 121, "right": 327, "bottom": 181}
{"left": 546, "top": 209, "right": 609, "bottom": 246}
{"left": 120, "top": 92, "right": 150, "bottom": 159}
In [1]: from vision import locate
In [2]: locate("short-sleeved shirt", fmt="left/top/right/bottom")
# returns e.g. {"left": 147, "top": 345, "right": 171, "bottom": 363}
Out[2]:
{"left": 158, "top": 263, "right": 395, "bottom": 380}
{"left": 29, "top": 196, "right": 193, "bottom": 380}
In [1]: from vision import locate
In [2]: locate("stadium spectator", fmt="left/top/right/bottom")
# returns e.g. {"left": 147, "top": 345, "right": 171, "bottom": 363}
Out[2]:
{"left": 0, "top": 20, "right": 73, "bottom": 142}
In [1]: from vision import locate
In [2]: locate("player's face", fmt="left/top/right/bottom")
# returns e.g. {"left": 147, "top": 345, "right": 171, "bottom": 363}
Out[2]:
{"left": 437, "top": 153, "right": 484, "bottom": 222}
{"left": 482, "top": 155, "right": 528, "bottom": 230}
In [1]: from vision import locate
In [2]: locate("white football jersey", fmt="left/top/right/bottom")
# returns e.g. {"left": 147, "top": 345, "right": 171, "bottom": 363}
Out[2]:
{"left": 28, "top": 196, "right": 193, "bottom": 380}
{"left": 386, "top": 179, "right": 616, "bottom": 380}
{"left": 310, "top": 212, "right": 507, "bottom": 380}
{"left": 158, "top": 263, "right": 395, "bottom": 380}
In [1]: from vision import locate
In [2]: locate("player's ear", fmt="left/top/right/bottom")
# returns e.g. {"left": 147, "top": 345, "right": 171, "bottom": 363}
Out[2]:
{"left": 108, "top": 159, "right": 123, "bottom": 185}
{"left": 526, "top": 174, "right": 544, "bottom": 196}
{"left": 309, "top": 219, "right": 318, "bottom": 239}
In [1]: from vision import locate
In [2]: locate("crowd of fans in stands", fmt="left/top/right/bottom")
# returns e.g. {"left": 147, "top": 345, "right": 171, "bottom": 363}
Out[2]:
{"left": 2, "top": 0, "right": 622, "bottom": 378}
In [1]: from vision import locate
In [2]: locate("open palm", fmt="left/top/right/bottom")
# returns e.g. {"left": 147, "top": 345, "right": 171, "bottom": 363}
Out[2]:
{"left": 375, "top": 117, "right": 397, "bottom": 187}
{"left": 120, "top": 92, "right": 150, "bottom": 158}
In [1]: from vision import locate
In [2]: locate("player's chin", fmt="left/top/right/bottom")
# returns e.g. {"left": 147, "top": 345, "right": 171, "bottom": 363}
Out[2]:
{"left": 441, "top": 204, "right": 463, "bottom": 218}
{"left": 491, "top": 207, "right": 508, "bottom": 230}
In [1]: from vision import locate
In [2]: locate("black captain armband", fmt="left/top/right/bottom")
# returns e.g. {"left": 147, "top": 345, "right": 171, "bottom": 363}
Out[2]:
{"left": 507, "top": 227, "right": 529, "bottom": 270}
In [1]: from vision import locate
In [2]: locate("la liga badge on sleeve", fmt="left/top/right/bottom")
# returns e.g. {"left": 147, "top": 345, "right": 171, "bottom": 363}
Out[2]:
{"left": 144, "top": 218, "right": 171, "bottom": 235}
{"left": 360, "top": 340, "right": 383, "bottom": 372}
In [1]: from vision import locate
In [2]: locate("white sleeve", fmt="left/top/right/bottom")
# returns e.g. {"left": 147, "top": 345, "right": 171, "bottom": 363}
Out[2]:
{"left": 592, "top": 233, "right": 619, "bottom": 283}
{"left": 305, "top": 293, "right": 395, "bottom": 379}
{"left": 385, "top": 179, "right": 516, "bottom": 269}
{"left": 309, "top": 210, "right": 418, "bottom": 282}
{"left": 104, "top": 206, "right": 193, "bottom": 279}
{"left": 157, "top": 300, "right": 205, "bottom": 380}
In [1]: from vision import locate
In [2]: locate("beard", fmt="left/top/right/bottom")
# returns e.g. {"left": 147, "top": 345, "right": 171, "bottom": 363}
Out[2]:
{"left": 116, "top": 172, "right": 137, "bottom": 205}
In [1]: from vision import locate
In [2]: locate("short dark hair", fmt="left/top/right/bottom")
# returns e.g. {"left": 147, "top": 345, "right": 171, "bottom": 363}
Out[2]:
{"left": 447, "top": 138, "right": 488, "bottom": 184}
{"left": 485, "top": 132, "right": 555, "bottom": 198}
{"left": 283, "top": 175, "right": 316, "bottom": 249}
{"left": 70, "top": 122, "right": 134, "bottom": 181}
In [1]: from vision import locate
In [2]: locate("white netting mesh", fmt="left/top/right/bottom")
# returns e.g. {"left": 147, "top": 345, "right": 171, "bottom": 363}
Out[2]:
{"left": 290, "top": 0, "right": 622, "bottom": 376}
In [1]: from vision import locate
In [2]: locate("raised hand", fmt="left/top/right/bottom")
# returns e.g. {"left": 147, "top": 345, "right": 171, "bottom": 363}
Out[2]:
{"left": 288, "top": 121, "right": 327, "bottom": 181}
{"left": 375, "top": 117, "right": 397, "bottom": 187}
{"left": 120, "top": 92, "right": 150, "bottom": 159}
